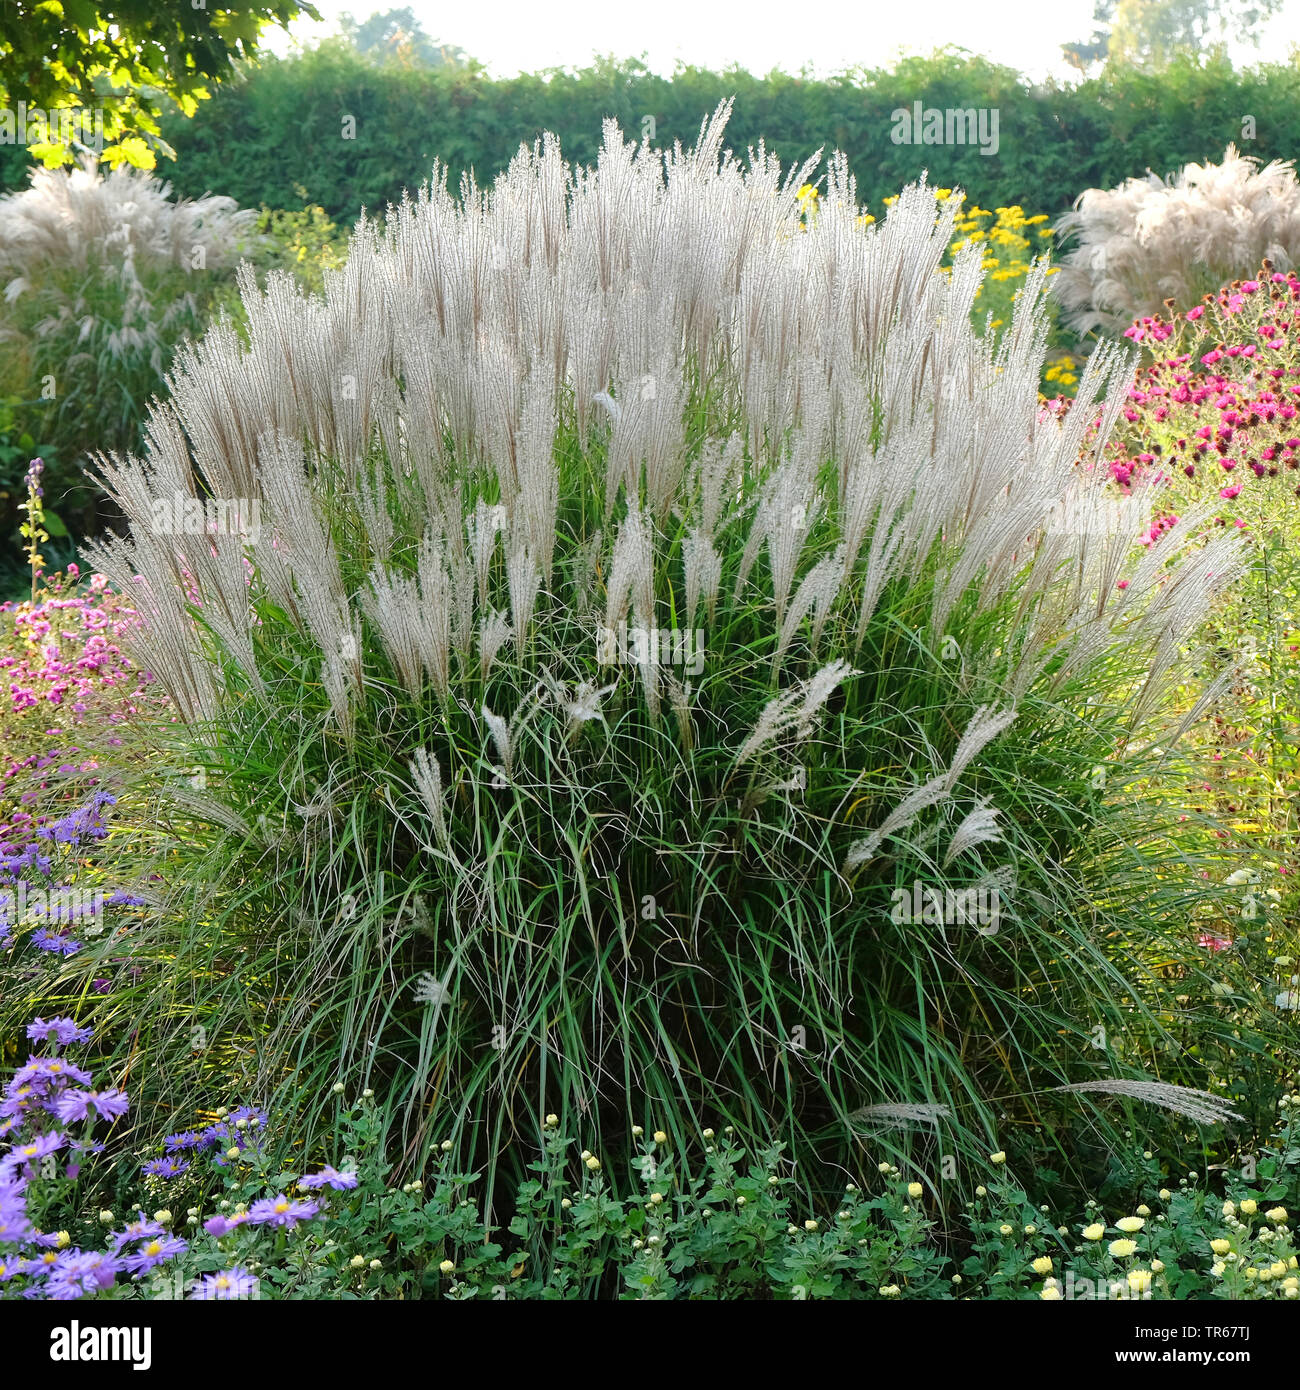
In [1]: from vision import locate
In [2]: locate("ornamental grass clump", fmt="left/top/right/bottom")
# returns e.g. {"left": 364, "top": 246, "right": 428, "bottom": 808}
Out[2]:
{"left": 1053, "top": 146, "right": 1300, "bottom": 338}
{"left": 80, "top": 103, "right": 1258, "bottom": 1192}
{"left": 0, "top": 159, "right": 260, "bottom": 516}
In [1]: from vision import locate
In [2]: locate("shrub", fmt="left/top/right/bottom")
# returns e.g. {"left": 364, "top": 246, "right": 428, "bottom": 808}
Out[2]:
{"left": 1053, "top": 146, "right": 1300, "bottom": 337}
{"left": 130, "top": 46, "right": 1300, "bottom": 238}
{"left": 81, "top": 103, "right": 1262, "bottom": 1203}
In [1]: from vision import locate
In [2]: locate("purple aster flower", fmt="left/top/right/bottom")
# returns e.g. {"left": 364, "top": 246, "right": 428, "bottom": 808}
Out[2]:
{"left": 110, "top": 1220, "right": 162, "bottom": 1251}
{"left": 202, "top": 1212, "right": 249, "bottom": 1238}
{"left": 0, "top": 1208, "right": 32, "bottom": 1244}
{"left": 190, "top": 1266, "right": 258, "bottom": 1300}
{"left": 26, "top": 1017, "right": 92, "bottom": 1047}
{"left": 11, "top": 1056, "right": 93, "bottom": 1088}
{"left": 31, "top": 930, "right": 81, "bottom": 955}
{"left": 46, "top": 1249, "right": 121, "bottom": 1299}
{"left": 22, "top": 1248, "right": 62, "bottom": 1276}
{"left": 247, "top": 1193, "right": 319, "bottom": 1229}
{"left": 122, "top": 1235, "right": 186, "bottom": 1275}
{"left": 52, "top": 1087, "right": 129, "bottom": 1125}
{"left": 1, "top": 1130, "right": 64, "bottom": 1176}
{"left": 141, "top": 1157, "right": 189, "bottom": 1179}
{"left": 162, "top": 1130, "right": 206, "bottom": 1153}
{"left": 297, "top": 1165, "right": 359, "bottom": 1192}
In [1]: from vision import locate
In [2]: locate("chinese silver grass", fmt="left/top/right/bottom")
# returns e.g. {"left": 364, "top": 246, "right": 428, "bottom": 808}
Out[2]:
{"left": 467, "top": 499, "right": 504, "bottom": 607}
{"left": 843, "top": 706, "right": 1017, "bottom": 871}
{"left": 943, "top": 706, "right": 1019, "bottom": 792}
{"left": 847, "top": 1102, "right": 953, "bottom": 1132}
{"left": 158, "top": 785, "right": 254, "bottom": 839}
{"left": 505, "top": 522, "right": 542, "bottom": 646}
{"left": 774, "top": 545, "right": 846, "bottom": 666}
{"left": 603, "top": 502, "right": 654, "bottom": 635}
{"left": 360, "top": 568, "right": 426, "bottom": 699}
{"left": 81, "top": 102, "right": 1268, "bottom": 1183}
{"left": 480, "top": 701, "right": 514, "bottom": 779}
{"left": 943, "top": 798, "right": 1004, "bottom": 868}
{"left": 0, "top": 158, "right": 258, "bottom": 281}
{"left": 94, "top": 102, "right": 1241, "bottom": 754}
{"left": 732, "top": 660, "right": 860, "bottom": 770}
{"left": 478, "top": 610, "right": 512, "bottom": 682}
{"left": 1053, "top": 145, "right": 1300, "bottom": 333}
{"left": 682, "top": 527, "right": 722, "bottom": 628}
{"left": 664, "top": 672, "right": 695, "bottom": 752}
{"left": 409, "top": 748, "right": 451, "bottom": 849}
{"left": 1054, "top": 1080, "right": 1244, "bottom": 1126}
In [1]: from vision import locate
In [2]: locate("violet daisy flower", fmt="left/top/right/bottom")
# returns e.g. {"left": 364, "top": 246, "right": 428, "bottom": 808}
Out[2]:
{"left": 110, "top": 1220, "right": 162, "bottom": 1251}
{"left": 190, "top": 1266, "right": 258, "bottom": 1300}
{"left": 297, "top": 1165, "right": 359, "bottom": 1192}
{"left": 141, "top": 1157, "right": 189, "bottom": 1179}
{"left": 46, "top": 1249, "right": 121, "bottom": 1299}
{"left": 52, "top": 1087, "right": 129, "bottom": 1125}
{"left": 0, "top": 1208, "right": 32, "bottom": 1244}
{"left": 247, "top": 1193, "right": 319, "bottom": 1229}
{"left": 123, "top": 1235, "right": 186, "bottom": 1276}
{"left": 1, "top": 1130, "right": 64, "bottom": 1176}
{"left": 26, "top": 1017, "right": 92, "bottom": 1047}
{"left": 31, "top": 930, "right": 81, "bottom": 955}
{"left": 12, "top": 1057, "right": 92, "bottom": 1088}
{"left": 162, "top": 1130, "right": 205, "bottom": 1153}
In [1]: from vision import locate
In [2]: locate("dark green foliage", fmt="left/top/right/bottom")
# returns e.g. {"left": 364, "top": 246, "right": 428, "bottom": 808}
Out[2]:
{"left": 16, "top": 45, "right": 1288, "bottom": 229}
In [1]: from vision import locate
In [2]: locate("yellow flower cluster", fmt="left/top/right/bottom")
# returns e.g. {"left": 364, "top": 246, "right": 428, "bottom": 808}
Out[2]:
{"left": 1043, "top": 356, "right": 1079, "bottom": 388}
{"left": 946, "top": 201, "right": 1053, "bottom": 296}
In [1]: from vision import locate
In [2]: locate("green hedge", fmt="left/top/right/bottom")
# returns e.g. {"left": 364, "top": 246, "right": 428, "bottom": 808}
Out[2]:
{"left": 4, "top": 45, "right": 1298, "bottom": 229}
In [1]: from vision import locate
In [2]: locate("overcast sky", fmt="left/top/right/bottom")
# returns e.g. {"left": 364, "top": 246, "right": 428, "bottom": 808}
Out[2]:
{"left": 267, "top": 0, "right": 1300, "bottom": 81}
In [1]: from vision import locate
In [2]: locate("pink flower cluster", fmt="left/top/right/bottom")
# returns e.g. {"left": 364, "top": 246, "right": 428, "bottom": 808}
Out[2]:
{"left": 1110, "top": 268, "right": 1300, "bottom": 519}
{"left": 0, "top": 574, "right": 151, "bottom": 723}
{"left": 1, "top": 572, "right": 164, "bottom": 980}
